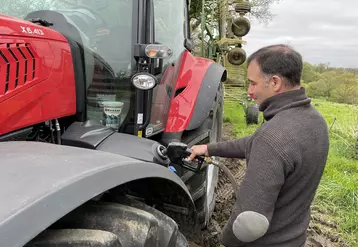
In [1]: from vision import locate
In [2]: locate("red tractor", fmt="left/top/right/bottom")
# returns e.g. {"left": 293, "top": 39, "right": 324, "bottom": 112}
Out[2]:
{"left": 0, "top": 0, "right": 227, "bottom": 246}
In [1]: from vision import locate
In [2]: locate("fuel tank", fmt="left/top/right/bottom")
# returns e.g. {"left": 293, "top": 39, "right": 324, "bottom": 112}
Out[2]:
{"left": 0, "top": 14, "right": 76, "bottom": 135}
{"left": 61, "top": 121, "right": 171, "bottom": 167}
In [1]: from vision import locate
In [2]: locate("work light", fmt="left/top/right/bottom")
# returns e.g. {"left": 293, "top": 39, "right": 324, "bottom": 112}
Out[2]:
{"left": 131, "top": 73, "right": 158, "bottom": 90}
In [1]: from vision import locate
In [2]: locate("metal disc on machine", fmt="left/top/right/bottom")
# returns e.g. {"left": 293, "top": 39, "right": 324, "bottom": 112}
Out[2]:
{"left": 227, "top": 47, "right": 247, "bottom": 66}
{"left": 232, "top": 16, "right": 251, "bottom": 37}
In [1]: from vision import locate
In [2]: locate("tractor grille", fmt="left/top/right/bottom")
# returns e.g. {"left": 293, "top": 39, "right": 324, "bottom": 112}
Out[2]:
{"left": 0, "top": 43, "right": 37, "bottom": 96}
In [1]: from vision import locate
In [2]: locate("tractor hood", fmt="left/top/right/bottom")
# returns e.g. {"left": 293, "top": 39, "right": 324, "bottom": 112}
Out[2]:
{"left": 0, "top": 14, "right": 67, "bottom": 41}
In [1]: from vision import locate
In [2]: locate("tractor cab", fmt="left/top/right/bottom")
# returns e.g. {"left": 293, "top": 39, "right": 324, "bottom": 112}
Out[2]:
{"left": 5, "top": 0, "right": 190, "bottom": 140}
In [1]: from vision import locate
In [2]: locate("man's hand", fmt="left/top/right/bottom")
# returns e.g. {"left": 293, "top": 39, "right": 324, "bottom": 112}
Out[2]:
{"left": 188, "top": 144, "right": 209, "bottom": 161}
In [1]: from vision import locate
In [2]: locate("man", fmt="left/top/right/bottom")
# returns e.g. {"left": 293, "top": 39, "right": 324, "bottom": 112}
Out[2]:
{"left": 188, "top": 44, "right": 329, "bottom": 247}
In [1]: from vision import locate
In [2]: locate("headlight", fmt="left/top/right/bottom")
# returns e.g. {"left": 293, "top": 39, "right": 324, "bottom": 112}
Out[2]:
{"left": 131, "top": 73, "right": 158, "bottom": 90}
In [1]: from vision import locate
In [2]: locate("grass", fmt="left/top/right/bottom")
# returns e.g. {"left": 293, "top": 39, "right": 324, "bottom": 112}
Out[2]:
{"left": 312, "top": 99, "right": 358, "bottom": 245}
{"left": 223, "top": 94, "right": 358, "bottom": 246}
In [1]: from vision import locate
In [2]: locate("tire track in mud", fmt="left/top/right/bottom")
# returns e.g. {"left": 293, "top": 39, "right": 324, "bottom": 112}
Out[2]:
{"left": 189, "top": 123, "right": 346, "bottom": 247}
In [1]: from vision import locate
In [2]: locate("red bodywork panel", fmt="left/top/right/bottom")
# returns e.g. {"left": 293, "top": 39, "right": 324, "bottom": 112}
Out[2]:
{"left": 165, "top": 51, "right": 213, "bottom": 133}
{"left": 0, "top": 15, "right": 76, "bottom": 135}
{"left": 148, "top": 52, "right": 185, "bottom": 136}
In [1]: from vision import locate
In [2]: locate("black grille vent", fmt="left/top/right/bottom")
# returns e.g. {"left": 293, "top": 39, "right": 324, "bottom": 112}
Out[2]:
{"left": 0, "top": 43, "right": 36, "bottom": 95}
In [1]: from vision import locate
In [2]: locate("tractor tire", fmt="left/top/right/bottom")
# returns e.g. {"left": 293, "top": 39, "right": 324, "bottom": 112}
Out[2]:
{"left": 25, "top": 198, "right": 188, "bottom": 247}
{"left": 246, "top": 104, "right": 259, "bottom": 125}
{"left": 184, "top": 83, "right": 224, "bottom": 228}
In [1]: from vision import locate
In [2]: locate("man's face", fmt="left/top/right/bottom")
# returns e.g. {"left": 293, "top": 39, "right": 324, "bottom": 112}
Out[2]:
{"left": 247, "top": 60, "right": 276, "bottom": 105}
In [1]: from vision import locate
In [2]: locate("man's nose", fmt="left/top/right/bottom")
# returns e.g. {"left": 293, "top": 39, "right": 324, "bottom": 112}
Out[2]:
{"left": 248, "top": 85, "right": 254, "bottom": 99}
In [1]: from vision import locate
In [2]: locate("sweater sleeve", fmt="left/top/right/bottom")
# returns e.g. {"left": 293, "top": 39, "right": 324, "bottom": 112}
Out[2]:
{"left": 220, "top": 136, "right": 291, "bottom": 247}
{"left": 207, "top": 136, "right": 251, "bottom": 158}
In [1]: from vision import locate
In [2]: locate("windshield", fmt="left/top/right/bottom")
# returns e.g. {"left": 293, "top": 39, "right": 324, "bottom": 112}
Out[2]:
{"left": 0, "top": 0, "right": 135, "bottom": 131}
{"left": 0, "top": 0, "right": 133, "bottom": 77}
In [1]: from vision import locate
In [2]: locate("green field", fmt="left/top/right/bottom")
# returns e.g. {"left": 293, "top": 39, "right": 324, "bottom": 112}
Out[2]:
{"left": 223, "top": 97, "right": 358, "bottom": 246}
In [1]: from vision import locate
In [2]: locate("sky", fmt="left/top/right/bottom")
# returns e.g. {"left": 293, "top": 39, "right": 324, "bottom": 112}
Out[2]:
{"left": 243, "top": 0, "right": 358, "bottom": 68}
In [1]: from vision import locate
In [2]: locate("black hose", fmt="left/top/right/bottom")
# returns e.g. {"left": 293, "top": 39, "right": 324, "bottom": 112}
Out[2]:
{"left": 205, "top": 157, "right": 240, "bottom": 197}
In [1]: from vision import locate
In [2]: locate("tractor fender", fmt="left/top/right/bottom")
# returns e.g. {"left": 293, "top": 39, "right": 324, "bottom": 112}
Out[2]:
{"left": 0, "top": 141, "right": 194, "bottom": 247}
{"left": 187, "top": 62, "right": 226, "bottom": 130}
{"left": 164, "top": 51, "right": 226, "bottom": 135}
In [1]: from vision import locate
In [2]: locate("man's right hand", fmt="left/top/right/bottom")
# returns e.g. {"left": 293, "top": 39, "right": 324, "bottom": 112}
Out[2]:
{"left": 188, "top": 144, "right": 209, "bottom": 161}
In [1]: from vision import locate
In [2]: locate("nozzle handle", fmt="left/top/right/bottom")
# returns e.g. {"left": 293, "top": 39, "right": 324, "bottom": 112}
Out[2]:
{"left": 181, "top": 148, "right": 205, "bottom": 173}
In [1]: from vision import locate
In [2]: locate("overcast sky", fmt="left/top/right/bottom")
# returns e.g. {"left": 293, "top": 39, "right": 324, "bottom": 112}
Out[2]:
{"left": 244, "top": 0, "right": 358, "bottom": 68}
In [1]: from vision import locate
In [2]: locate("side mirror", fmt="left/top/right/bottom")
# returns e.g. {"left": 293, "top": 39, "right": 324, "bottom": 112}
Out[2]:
{"left": 184, "top": 38, "right": 195, "bottom": 52}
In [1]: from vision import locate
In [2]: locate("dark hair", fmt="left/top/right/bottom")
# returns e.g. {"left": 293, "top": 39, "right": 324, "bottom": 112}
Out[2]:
{"left": 247, "top": 44, "right": 303, "bottom": 87}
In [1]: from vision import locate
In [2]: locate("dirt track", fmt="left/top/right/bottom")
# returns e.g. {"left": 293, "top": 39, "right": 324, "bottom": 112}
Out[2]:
{"left": 189, "top": 123, "right": 347, "bottom": 247}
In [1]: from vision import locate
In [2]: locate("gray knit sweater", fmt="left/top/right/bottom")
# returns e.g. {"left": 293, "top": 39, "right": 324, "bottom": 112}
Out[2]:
{"left": 207, "top": 88, "right": 329, "bottom": 247}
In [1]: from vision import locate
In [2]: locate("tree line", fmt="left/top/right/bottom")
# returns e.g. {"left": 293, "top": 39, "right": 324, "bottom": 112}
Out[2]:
{"left": 301, "top": 62, "right": 358, "bottom": 105}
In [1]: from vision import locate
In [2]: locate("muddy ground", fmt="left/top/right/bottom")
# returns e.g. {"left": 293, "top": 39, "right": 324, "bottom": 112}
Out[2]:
{"left": 189, "top": 123, "right": 348, "bottom": 247}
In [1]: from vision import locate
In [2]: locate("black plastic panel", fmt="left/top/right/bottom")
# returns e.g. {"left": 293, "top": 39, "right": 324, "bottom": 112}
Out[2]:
{"left": 61, "top": 121, "right": 115, "bottom": 149}
{"left": 96, "top": 132, "right": 170, "bottom": 166}
{"left": 61, "top": 121, "right": 170, "bottom": 166}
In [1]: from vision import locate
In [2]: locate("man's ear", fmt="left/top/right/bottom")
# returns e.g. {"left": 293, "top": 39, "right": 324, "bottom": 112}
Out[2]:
{"left": 271, "top": 75, "right": 284, "bottom": 92}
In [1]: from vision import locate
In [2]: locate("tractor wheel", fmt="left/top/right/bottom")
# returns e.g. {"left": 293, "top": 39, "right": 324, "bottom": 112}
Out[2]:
{"left": 246, "top": 104, "right": 259, "bottom": 125}
{"left": 25, "top": 198, "right": 188, "bottom": 247}
{"left": 184, "top": 83, "right": 223, "bottom": 228}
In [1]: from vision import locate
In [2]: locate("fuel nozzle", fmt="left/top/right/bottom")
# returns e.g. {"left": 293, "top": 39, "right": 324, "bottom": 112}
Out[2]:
{"left": 166, "top": 142, "right": 240, "bottom": 197}
{"left": 166, "top": 142, "right": 205, "bottom": 173}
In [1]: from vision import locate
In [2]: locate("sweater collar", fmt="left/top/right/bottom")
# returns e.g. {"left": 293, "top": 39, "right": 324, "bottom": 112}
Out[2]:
{"left": 259, "top": 87, "right": 311, "bottom": 121}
